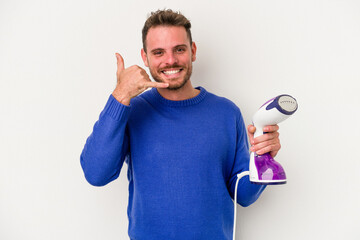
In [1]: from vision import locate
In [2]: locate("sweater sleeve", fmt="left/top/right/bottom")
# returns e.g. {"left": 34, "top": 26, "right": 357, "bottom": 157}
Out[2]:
{"left": 227, "top": 111, "right": 266, "bottom": 207}
{"left": 80, "top": 94, "right": 131, "bottom": 186}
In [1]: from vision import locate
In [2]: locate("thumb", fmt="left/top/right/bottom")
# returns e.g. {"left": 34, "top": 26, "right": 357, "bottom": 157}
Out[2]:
{"left": 247, "top": 124, "right": 256, "bottom": 134}
{"left": 115, "top": 53, "right": 125, "bottom": 73}
{"left": 247, "top": 125, "right": 256, "bottom": 144}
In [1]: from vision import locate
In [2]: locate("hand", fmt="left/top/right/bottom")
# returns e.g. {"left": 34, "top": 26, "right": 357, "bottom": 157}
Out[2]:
{"left": 247, "top": 124, "right": 281, "bottom": 158}
{"left": 112, "top": 53, "right": 169, "bottom": 105}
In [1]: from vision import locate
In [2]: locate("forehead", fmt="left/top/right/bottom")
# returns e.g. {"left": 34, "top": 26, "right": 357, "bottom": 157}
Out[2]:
{"left": 146, "top": 26, "right": 190, "bottom": 51}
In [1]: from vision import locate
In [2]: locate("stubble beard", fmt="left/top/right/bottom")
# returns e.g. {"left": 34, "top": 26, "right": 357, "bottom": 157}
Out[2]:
{"left": 150, "top": 63, "right": 193, "bottom": 91}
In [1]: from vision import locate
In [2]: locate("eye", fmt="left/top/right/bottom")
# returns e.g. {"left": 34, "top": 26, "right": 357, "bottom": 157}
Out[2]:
{"left": 153, "top": 50, "right": 163, "bottom": 56}
{"left": 176, "top": 47, "right": 186, "bottom": 53}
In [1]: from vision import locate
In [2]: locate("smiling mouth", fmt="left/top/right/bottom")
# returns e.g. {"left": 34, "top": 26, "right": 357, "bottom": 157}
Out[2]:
{"left": 161, "top": 69, "right": 183, "bottom": 75}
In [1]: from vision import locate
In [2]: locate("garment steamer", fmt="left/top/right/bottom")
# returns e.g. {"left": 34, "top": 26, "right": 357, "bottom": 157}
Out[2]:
{"left": 233, "top": 94, "right": 298, "bottom": 240}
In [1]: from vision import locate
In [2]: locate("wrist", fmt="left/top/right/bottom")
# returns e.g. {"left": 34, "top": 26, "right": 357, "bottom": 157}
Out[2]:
{"left": 112, "top": 91, "right": 131, "bottom": 106}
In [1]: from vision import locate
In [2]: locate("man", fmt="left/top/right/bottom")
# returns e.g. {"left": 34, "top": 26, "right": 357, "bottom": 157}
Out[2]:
{"left": 81, "top": 9, "right": 281, "bottom": 240}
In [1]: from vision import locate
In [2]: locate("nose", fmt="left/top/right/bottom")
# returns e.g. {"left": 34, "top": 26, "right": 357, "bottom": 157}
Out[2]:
{"left": 164, "top": 52, "right": 178, "bottom": 66}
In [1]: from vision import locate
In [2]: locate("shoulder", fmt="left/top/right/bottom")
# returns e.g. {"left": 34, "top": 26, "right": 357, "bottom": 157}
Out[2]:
{"left": 204, "top": 89, "right": 242, "bottom": 116}
{"left": 130, "top": 89, "right": 151, "bottom": 105}
{"left": 126, "top": 89, "right": 159, "bottom": 122}
{"left": 127, "top": 89, "right": 156, "bottom": 112}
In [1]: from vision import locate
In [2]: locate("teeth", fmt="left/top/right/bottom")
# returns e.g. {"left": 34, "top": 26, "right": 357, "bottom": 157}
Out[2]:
{"left": 163, "top": 69, "right": 180, "bottom": 75}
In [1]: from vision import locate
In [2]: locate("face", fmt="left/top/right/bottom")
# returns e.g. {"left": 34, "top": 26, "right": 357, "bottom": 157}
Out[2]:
{"left": 141, "top": 26, "right": 197, "bottom": 90}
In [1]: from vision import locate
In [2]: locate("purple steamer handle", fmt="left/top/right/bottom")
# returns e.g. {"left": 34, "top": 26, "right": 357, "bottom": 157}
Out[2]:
{"left": 254, "top": 153, "right": 286, "bottom": 184}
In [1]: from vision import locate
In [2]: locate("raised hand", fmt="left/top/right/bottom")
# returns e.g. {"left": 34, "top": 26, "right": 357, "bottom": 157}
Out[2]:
{"left": 112, "top": 53, "right": 169, "bottom": 105}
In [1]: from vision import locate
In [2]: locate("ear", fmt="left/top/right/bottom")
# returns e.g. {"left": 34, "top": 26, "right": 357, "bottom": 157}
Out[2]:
{"left": 141, "top": 48, "right": 149, "bottom": 67}
{"left": 191, "top": 42, "right": 197, "bottom": 62}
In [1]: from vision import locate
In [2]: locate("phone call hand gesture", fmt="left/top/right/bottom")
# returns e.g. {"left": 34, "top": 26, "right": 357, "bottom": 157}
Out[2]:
{"left": 112, "top": 53, "right": 169, "bottom": 105}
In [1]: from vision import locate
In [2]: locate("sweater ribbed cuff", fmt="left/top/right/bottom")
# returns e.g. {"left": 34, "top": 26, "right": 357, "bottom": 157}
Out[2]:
{"left": 103, "top": 94, "right": 131, "bottom": 121}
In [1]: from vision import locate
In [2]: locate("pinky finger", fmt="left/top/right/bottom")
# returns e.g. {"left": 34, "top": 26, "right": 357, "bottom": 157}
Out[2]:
{"left": 144, "top": 81, "right": 169, "bottom": 89}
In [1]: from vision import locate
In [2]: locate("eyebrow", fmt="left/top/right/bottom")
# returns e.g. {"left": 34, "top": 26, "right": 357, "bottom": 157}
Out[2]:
{"left": 174, "top": 44, "right": 188, "bottom": 49}
{"left": 150, "top": 44, "right": 188, "bottom": 54}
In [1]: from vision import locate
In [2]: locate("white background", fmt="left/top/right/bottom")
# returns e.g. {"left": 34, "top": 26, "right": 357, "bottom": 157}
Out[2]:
{"left": 1, "top": 0, "right": 359, "bottom": 239}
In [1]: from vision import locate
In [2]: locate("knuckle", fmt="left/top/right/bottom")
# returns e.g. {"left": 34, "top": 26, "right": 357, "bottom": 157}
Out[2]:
{"left": 130, "top": 65, "right": 139, "bottom": 71}
{"left": 141, "top": 71, "right": 148, "bottom": 78}
{"left": 265, "top": 134, "right": 271, "bottom": 140}
{"left": 135, "top": 65, "right": 143, "bottom": 71}
{"left": 137, "top": 83, "right": 144, "bottom": 90}
{"left": 271, "top": 132, "right": 277, "bottom": 139}
{"left": 141, "top": 82, "right": 147, "bottom": 88}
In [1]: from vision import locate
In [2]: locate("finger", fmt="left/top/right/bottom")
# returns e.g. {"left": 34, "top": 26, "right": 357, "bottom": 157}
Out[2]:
{"left": 247, "top": 125, "right": 256, "bottom": 134}
{"left": 253, "top": 131, "right": 279, "bottom": 144}
{"left": 144, "top": 81, "right": 169, "bottom": 89}
{"left": 263, "top": 124, "right": 279, "bottom": 133}
{"left": 252, "top": 142, "right": 281, "bottom": 155}
{"left": 247, "top": 125, "right": 255, "bottom": 145}
{"left": 270, "top": 150, "right": 278, "bottom": 158}
{"left": 251, "top": 139, "right": 280, "bottom": 153}
{"left": 115, "top": 53, "right": 125, "bottom": 73}
{"left": 139, "top": 69, "right": 151, "bottom": 80}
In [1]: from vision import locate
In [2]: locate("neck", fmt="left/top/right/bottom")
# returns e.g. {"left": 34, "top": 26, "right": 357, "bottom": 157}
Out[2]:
{"left": 157, "top": 80, "right": 200, "bottom": 101}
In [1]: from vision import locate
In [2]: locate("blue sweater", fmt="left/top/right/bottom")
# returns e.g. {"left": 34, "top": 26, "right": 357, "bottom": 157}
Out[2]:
{"left": 80, "top": 87, "right": 265, "bottom": 240}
